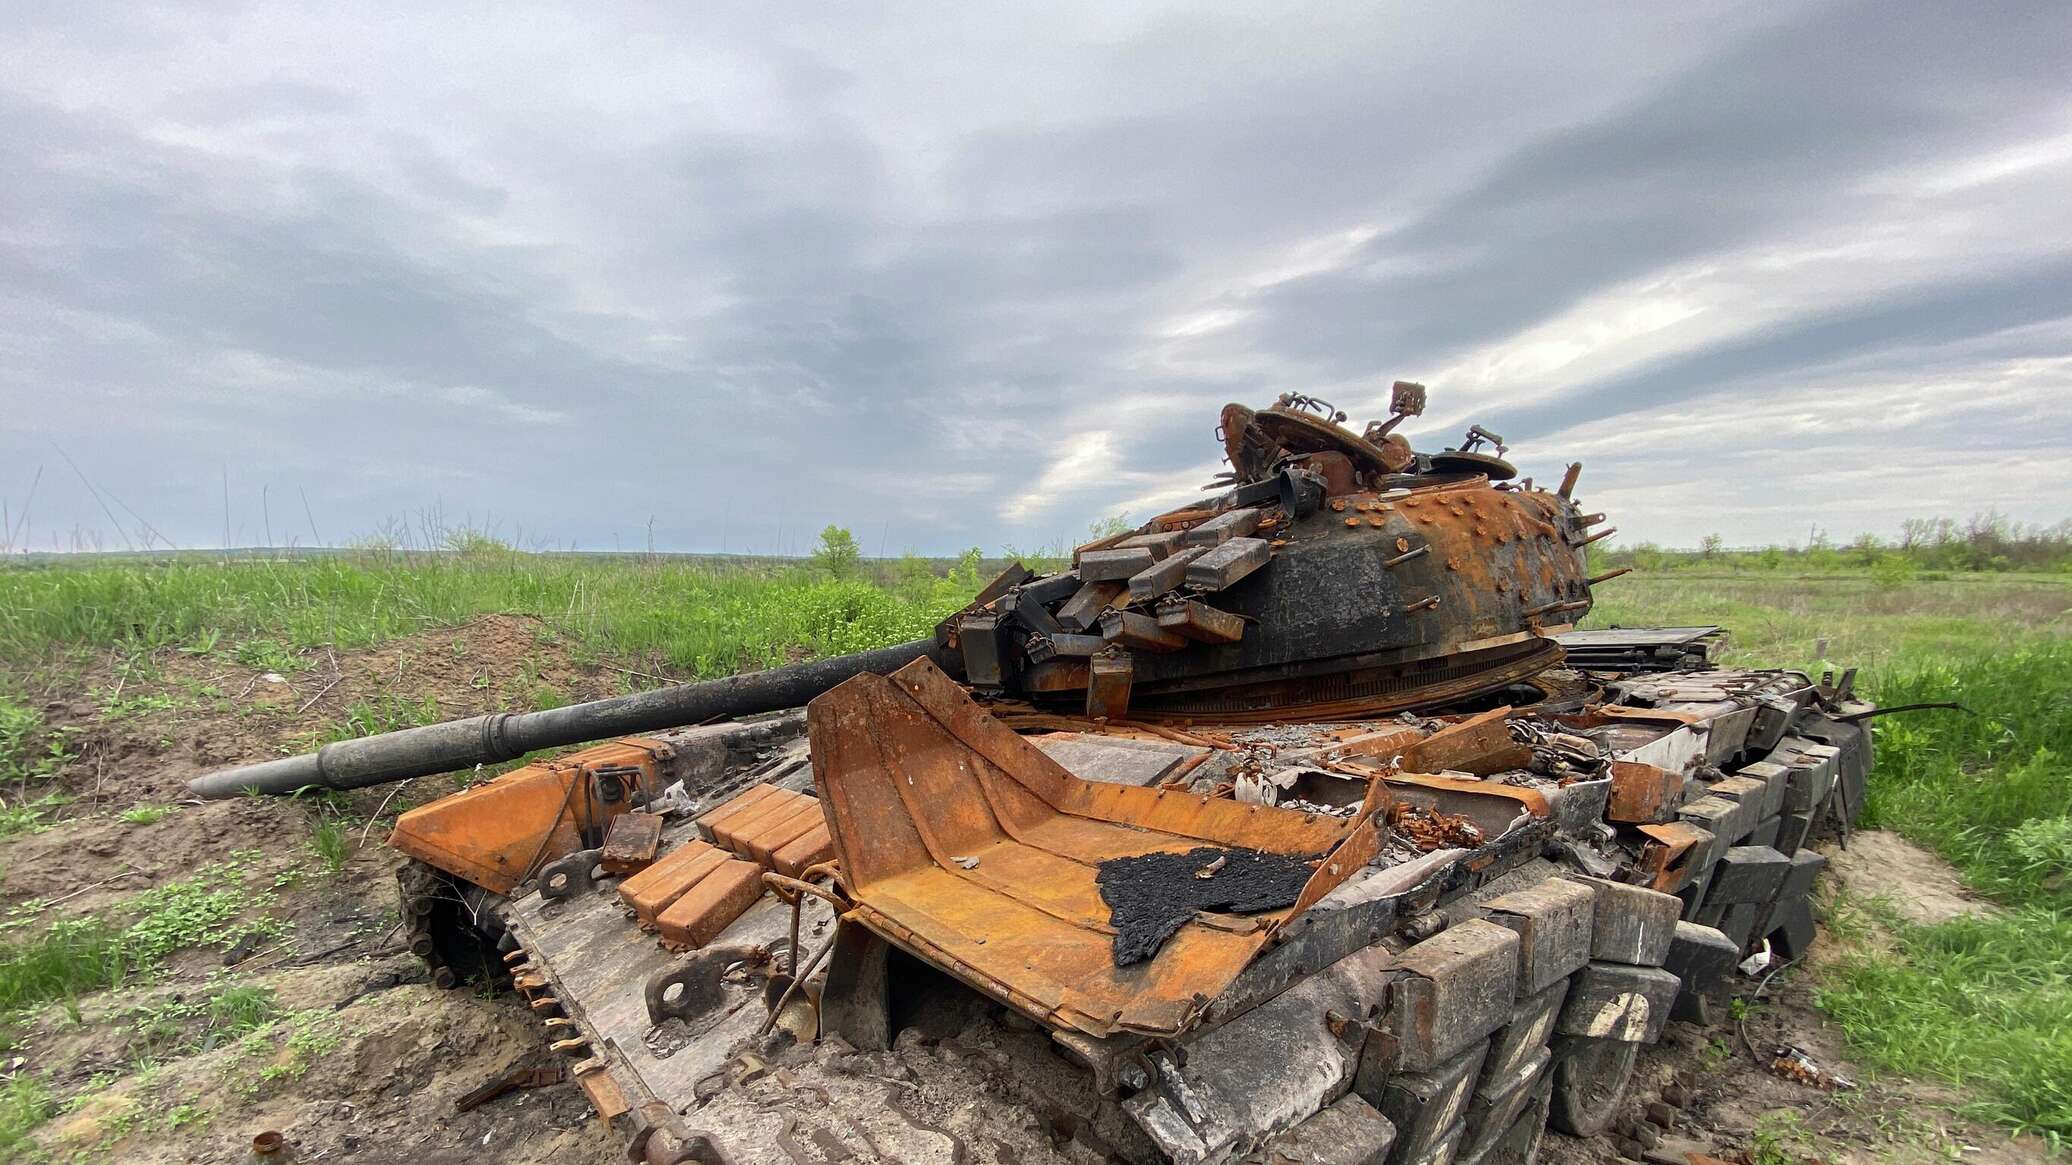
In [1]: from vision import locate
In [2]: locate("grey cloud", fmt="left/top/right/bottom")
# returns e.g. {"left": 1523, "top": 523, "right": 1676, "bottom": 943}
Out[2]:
{"left": 1221, "top": 3, "right": 2072, "bottom": 382}
{"left": 1491, "top": 256, "right": 2072, "bottom": 443}
{"left": 2, "top": 2, "right": 2068, "bottom": 555}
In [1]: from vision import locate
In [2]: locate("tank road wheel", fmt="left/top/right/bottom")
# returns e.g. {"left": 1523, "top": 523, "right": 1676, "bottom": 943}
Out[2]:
{"left": 1547, "top": 1035, "right": 1638, "bottom": 1137}
{"left": 398, "top": 860, "right": 509, "bottom": 989}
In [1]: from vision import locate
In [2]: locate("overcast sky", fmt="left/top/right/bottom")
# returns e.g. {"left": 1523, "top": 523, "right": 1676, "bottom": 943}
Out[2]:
{"left": 4, "top": 3, "right": 2069, "bottom": 556}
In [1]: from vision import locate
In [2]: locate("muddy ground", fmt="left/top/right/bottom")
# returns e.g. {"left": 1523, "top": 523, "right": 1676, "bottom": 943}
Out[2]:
{"left": 0, "top": 616, "right": 2045, "bottom": 1163}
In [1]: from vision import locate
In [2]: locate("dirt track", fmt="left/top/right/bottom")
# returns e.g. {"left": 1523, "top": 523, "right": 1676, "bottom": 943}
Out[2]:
{"left": 0, "top": 616, "right": 2043, "bottom": 1163}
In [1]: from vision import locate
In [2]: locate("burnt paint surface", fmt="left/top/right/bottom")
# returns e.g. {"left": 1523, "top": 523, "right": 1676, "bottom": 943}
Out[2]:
{"left": 1096, "top": 845, "right": 1315, "bottom": 966}
{"left": 1130, "top": 480, "right": 1591, "bottom": 693}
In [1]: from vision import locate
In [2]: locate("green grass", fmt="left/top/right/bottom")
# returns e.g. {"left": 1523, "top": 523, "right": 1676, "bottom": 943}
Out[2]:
{"left": 320, "top": 695, "right": 444, "bottom": 745}
{"left": 1814, "top": 645, "right": 2072, "bottom": 1144}
{"left": 0, "top": 856, "right": 284, "bottom": 1027}
{"left": 0, "top": 918, "right": 130, "bottom": 1013}
{"left": 0, "top": 549, "right": 980, "bottom": 680}
{"left": 0, "top": 696, "right": 69, "bottom": 786}
{"left": 0, "top": 1073, "right": 54, "bottom": 1159}
{"left": 308, "top": 817, "right": 352, "bottom": 876}
{"left": 118, "top": 858, "right": 283, "bottom": 967}
{"left": 1587, "top": 571, "right": 2071, "bottom": 674}
{"left": 1819, "top": 905, "right": 2072, "bottom": 1142}
{"left": 116, "top": 805, "right": 175, "bottom": 826}
{"left": 1856, "top": 646, "right": 2072, "bottom": 906}
{"left": 0, "top": 794, "right": 66, "bottom": 839}
{"left": 120, "top": 983, "right": 279, "bottom": 1063}
{"left": 0, "top": 694, "right": 72, "bottom": 837}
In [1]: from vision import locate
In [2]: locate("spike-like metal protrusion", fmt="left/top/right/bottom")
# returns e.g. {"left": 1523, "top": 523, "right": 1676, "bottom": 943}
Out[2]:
{"left": 1524, "top": 598, "right": 1592, "bottom": 619}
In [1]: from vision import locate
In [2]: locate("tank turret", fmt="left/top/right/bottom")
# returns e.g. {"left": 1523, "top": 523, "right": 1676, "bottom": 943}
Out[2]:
{"left": 191, "top": 386, "right": 1607, "bottom": 796}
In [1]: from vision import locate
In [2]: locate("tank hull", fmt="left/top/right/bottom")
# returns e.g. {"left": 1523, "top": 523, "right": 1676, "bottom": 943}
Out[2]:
{"left": 459, "top": 632, "right": 1872, "bottom": 1164}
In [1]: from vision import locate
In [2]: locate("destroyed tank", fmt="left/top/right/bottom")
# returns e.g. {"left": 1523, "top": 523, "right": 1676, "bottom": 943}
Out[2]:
{"left": 192, "top": 384, "right": 1877, "bottom": 1165}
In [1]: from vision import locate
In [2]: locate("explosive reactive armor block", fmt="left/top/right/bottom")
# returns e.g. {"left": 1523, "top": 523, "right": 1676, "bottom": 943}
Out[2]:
{"left": 1563, "top": 877, "right": 1680, "bottom": 967}
{"left": 1391, "top": 921, "right": 1521, "bottom": 1070}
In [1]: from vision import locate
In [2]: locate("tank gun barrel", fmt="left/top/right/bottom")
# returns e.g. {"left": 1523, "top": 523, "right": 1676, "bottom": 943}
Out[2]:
{"left": 188, "top": 638, "right": 943, "bottom": 799}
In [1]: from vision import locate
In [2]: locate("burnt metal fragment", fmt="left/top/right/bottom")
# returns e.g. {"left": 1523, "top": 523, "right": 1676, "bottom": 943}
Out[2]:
{"left": 1154, "top": 596, "right": 1247, "bottom": 644}
{"left": 1096, "top": 845, "right": 1315, "bottom": 966}
{"left": 1079, "top": 547, "right": 1158, "bottom": 582}
{"left": 1184, "top": 536, "right": 1272, "bottom": 591}
{"left": 1097, "top": 609, "right": 1188, "bottom": 653}
{"left": 1182, "top": 506, "right": 1265, "bottom": 547}
{"left": 1086, "top": 648, "right": 1135, "bottom": 720}
{"left": 1055, "top": 579, "right": 1126, "bottom": 632}
{"left": 1126, "top": 546, "right": 1206, "bottom": 600}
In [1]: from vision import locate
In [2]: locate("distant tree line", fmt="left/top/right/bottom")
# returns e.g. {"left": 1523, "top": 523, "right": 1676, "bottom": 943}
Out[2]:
{"left": 1598, "top": 512, "right": 2072, "bottom": 580}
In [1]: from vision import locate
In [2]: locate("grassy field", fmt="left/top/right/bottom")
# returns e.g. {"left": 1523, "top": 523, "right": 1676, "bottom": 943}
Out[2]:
{"left": 0, "top": 551, "right": 2068, "bottom": 1152}
{"left": 0, "top": 546, "right": 982, "bottom": 682}
{"left": 1600, "top": 571, "right": 2072, "bottom": 1145}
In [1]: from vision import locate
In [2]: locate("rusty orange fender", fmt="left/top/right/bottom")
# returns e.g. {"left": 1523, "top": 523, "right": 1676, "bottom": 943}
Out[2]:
{"left": 389, "top": 738, "right": 670, "bottom": 894}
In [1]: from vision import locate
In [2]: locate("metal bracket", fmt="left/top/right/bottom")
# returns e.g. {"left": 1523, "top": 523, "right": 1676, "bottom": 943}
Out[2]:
{"left": 539, "top": 848, "right": 604, "bottom": 901}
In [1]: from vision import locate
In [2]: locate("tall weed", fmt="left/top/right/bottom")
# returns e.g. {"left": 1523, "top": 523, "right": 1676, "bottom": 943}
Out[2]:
{"left": 1862, "top": 645, "right": 2072, "bottom": 908}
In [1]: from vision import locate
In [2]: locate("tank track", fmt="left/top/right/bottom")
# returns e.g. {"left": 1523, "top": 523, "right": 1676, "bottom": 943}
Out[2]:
{"left": 397, "top": 860, "right": 508, "bottom": 991}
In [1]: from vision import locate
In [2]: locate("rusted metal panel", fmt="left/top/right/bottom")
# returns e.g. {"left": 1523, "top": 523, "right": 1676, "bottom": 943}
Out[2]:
{"left": 655, "top": 858, "right": 765, "bottom": 949}
{"left": 808, "top": 658, "right": 1371, "bottom": 1038}
{"left": 707, "top": 790, "right": 807, "bottom": 853}
{"left": 1028, "top": 632, "right": 1106, "bottom": 660}
{"left": 619, "top": 841, "right": 729, "bottom": 926}
{"left": 1079, "top": 547, "right": 1158, "bottom": 582}
{"left": 1055, "top": 578, "right": 1127, "bottom": 631}
{"left": 998, "top": 587, "right": 1063, "bottom": 637}
{"left": 770, "top": 822, "right": 834, "bottom": 878}
{"left": 1634, "top": 821, "right": 1715, "bottom": 894}
{"left": 600, "top": 812, "right": 665, "bottom": 875}
{"left": 735, "top": 800, "right": 823, "bottom": 868}
{"left": 694, "top": 783, "right": 784, "bottom": 839}
{"left": 1070, "top": 527, "right": 1136, "bottom": 567}
{"left": 1117, "top": 530, "right": 1186, "bottom": 560}
{"left": 1330, "top": 726, "right": 1426, "bottom": 762}
{"left": 1605, "top": 761, "right": 1686, "bottom": 825}
{"left": 1382, "top": 771, "right": 1550, "bottom": 825}
{"left": 958, "top": 613, "right": 1008, "bottom": 686}
{"left": 572, "top": 1068, "right": 629, "bottom": 1122}
{"left": 1030, "top": 733, "right": 1208, "bottom": 788}
{"left": 1400, "top": 708, "right": 1531, "bottom": 775}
